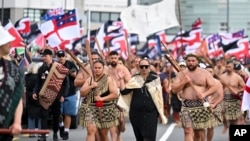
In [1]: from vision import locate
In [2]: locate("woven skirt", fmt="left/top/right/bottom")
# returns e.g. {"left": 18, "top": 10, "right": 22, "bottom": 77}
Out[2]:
{"left": 223, "top": 94, "right": 242, "bottom": 121}
{"left": 180, "top": 99, "right": 219, "bottom": 129}
{"left": 79, "top": 102, "right": 118, "bottom": 129}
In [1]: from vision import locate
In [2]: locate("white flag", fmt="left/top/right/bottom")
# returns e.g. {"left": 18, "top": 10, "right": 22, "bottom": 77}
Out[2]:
{"left": 242, "top": 77, "right": 250, "bottom": 119}
{"left": 120, "top": 0, "right": 179, "bottom": 38}
{"left": 40, "top": 9, "right": 81, "bottom": 48}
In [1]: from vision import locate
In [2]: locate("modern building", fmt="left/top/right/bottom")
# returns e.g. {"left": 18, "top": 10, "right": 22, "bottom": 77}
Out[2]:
{"left": 1, "top": 0, "right": 250, "bottom": 37}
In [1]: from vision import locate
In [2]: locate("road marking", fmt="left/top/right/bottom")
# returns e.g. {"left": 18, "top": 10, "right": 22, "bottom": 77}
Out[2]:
{"left": 159, "top": 123, "right": 176, "bottom": 141}
{"left": 13, "top": 137, "right": 19, "bottom": 140}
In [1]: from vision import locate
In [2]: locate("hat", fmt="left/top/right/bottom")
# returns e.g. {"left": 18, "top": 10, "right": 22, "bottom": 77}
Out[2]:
{"left": 234, "top": 63, "right": 241, "bottom": 70}
{"left": 56, "top": 50, "right": 65, "bottom": 57}
{"left": 178, "top": 62, "right": 186, "bottom": 67}
{"left": 40, "top": 49, "right": 53, "bottom": 56}
{"left": 199, "top": 63, "right": 207, "bottom": 69}
{"left": 166, "top": 62, "right": 172, "bottom": 67}
{"left": 0, "top": 26, "right": 15, "bottom": 46}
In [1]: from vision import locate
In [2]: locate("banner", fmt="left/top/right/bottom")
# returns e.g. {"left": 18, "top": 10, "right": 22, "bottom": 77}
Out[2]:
{"left": 120, "top": 0, "right": 179, "bottom": 38}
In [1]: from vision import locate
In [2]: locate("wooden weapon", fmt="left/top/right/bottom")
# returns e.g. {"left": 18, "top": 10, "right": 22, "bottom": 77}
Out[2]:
{"left": 0, "top": 129, "right": 50, "bottom": 134}
{"left": 65, "top": 48, "right": 91, "bottom": 76}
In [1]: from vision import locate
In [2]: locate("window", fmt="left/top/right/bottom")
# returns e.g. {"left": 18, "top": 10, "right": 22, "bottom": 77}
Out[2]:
{"left": 101, "top": 12, "right": 109, "bottom": 22}
{"left": 110, "top": 13, "right": 120, "bottom": 21}
{"left": 23, "top": 9, "right": 44, "bottom": 22}
{"left": 90, "top": 11, "right": 120, "bottom": 23}
{"left": 0, "top": 8, "right": 10, "bottom": 25}
{"left": 91, "top": 12, "right": 100, "bottom": 22}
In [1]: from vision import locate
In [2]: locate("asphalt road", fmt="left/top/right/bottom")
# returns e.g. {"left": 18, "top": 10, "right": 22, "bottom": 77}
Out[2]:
{"left": 13, "top": 117, "right": 231, "bottom": 141}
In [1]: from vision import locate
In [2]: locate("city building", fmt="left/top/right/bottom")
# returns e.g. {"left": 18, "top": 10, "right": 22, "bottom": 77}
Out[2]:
{"left": 0, "top": 0, "right": 250, "bottom": 37}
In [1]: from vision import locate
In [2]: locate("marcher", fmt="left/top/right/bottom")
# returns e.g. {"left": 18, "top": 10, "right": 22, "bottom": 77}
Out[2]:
{"left": 205, "top": 65, "right": 224, "bottom": 141}
{"left": 0, "top": 25, "right": 23, "bottom": 141}
{"left": 25, "top": 63, "right": 41, "bottom": 138}
{"left": 74, "top": 51, "right": 106, "bottom": 88}
{"left": 32, "top": 49, "right": 69, "bottom": 141}
{"left": 75, "top": 51, "right": 105, "bottom": 141}
{"left": 214, "top": 58, "right": 225, "bottom": 76}
{"left": 107, "top": 51, "right": 131, "bottom": 141}
{"left": 171, "top": 54, "right": 218, "bottom": 141}
{"left": 219, "top": 60, "right": 245, "bottom": 134}
{"left": 56, "top": 50, "right": 78, "bottom": 140}
{"left": 80, "top": 60, "right": 119, "bottom": 141}
{"left": 120, "top": 58, "right": 167, "bottom": 141}
{"left": 159, "top": 63, "right": 177, "bottom": 120}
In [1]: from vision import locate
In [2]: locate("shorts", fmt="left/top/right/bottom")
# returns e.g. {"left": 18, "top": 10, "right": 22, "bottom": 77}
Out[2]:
{"left": 61, "top": 94, "right": 77, "bottom": 116}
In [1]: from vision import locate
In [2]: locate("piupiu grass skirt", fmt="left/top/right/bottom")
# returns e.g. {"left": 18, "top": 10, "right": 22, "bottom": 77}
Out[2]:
{"left": 223, "top": 94, "right": 242, "bottom": 121}
{"left": 180, "top": 99, "right": 220, "bottom": 130}
{"left": 80, "top": 102, "right": 118, "bottom": 129}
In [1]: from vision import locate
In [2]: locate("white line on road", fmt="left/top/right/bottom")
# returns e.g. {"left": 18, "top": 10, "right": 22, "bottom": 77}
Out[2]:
{"left": 159, "top": 123, "right": 176, "bottom": 141}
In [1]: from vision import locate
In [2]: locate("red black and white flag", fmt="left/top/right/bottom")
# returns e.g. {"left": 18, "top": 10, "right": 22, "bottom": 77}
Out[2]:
{"left": 14, "top": 17, "right": 31, "bottom": 35}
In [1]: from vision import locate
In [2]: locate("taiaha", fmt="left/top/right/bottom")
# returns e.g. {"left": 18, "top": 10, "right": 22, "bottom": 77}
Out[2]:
{"left": 95, "top": 38, "right": 106, "bottom": 65}
{"left": 0, "top": 129, "right": 50, "bottom": 134}
{"left": 65, "top": 48, "right": 90, "bottom": 76}
{"left": 85, "top": 39, "right": 95, "bottom": 79}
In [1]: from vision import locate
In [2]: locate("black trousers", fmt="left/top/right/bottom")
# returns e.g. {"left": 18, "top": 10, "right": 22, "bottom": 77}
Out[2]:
{"left": 0, "top": 134, "right": 13, "bottom": 141}
{"left": 40, "top": 99, "right": 61, "bottom": 134}
{"left": 129, "top": 111, "right": 158, "bottom": 141}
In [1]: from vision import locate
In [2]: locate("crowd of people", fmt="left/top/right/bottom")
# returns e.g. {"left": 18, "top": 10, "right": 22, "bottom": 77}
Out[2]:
{"left": 1, "top": 23, "right": 250, "bottom": 141}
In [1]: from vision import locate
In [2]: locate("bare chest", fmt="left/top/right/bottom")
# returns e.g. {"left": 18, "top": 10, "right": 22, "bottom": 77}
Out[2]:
{"left": 186, "top": 72, "right": 206, "bottom": 86}
{"left": 221, "top": 75, "right": 238, "bottom": 87}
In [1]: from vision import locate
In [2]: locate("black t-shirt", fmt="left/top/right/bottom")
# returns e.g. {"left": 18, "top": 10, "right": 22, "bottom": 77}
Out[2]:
{"left": 63, "top": 60, "right": 78, "bottom": 96}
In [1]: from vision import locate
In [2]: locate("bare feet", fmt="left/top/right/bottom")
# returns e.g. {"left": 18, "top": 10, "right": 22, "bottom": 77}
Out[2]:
{"left": 175, "top": 121, "right": 182, "bottom": 127}
{"left": 222, "top": 126, "right": 228, "bottom": 134}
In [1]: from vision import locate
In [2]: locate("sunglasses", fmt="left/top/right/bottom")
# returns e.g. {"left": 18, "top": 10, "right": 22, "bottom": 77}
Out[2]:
{"left": 57, "top": 54, "right": 65, "bottom": 58}
{"left": 140, "top": 65, "right": 149, "bottom": 69}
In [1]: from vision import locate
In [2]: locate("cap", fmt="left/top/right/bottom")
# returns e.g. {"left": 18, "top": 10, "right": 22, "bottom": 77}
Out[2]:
{"left": 199, "top": 63, "right": 207, "bottom": 69}
{"left": 56, "top": 50, "right": 65, "bottom": 57}
{"left": 234, "top": 63, "right": 241, "bottom": 70}
{"left": 166, "top": 62, "right": 172, "bottom": 67}
{"left": 0, "top": 26, "right": 15, "bottom": 46}
{"left": 40, "top": 49, "right": 53, "bottom": 56}
{"left": 178, "top": 62, "right": 186, "bottom": 67}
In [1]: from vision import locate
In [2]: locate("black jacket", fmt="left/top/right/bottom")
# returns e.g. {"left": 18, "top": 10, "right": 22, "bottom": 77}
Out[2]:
{"left": 33, "top": 62, "right": 69, "bottom": 100}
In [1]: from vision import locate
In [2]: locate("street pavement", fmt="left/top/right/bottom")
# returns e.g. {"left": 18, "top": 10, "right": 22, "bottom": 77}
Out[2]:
{"left": 14, "top": 117, "right": 230, "bottom": 141}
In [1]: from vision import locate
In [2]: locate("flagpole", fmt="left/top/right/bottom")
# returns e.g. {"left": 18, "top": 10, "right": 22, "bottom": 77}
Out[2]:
{"left": 177, "top": 0, "right": 184, "bottom": 60}
{"left": 226, "top": 0, "right": 230, "bottom": 33}
{"left": 87, "top": 9, "right": 91, "bottom": 41}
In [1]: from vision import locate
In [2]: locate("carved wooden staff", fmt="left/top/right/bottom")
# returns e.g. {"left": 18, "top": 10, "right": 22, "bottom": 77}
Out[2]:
{"left": 0, "top": 129, "right": 50, "bottom": 134}
{"left": 95, "top": 38, "right": 106, "bottom": 65}
{"left": 65, "top": 48, "right": 91, "bottom": 76}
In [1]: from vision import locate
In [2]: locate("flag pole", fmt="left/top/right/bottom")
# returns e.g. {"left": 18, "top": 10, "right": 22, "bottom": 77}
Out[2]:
{"left": 125, "top": 34, "right": 132, "bottom": 70}
{"left": 177, "top": 0, "right": 184, "bottom": 60}
{"left": 87, "top": 9, "right": 91, "bottom": 41}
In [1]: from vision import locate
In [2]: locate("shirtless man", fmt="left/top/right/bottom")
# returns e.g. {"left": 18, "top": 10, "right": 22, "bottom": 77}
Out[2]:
{"left": 107, "top": 51, "right": 131, "bottom": 141}
{"left": 219, "top": 60, "right": 245, "bottom": 134}
{"left": 205, "top": 66, "right": 224, "bottom": 141}
{"left": 130, "top": 56, "right": 141, "bottom": 76}
{"left": 171, "top": 54, "right": 218, "bottom": 141}
{"left": 74, "top": 52, "right": 108, "bottom": 87}
{"left": 214, "top": 58, "right": 225, "bottom": 76}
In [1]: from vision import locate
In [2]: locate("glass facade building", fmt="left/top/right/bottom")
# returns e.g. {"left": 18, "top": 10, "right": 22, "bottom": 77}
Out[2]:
{"left": 1, "top": 0, "right": 250, "bottom": 36}
{"left": 139, "top": 0, "right": 250, "bottom": 36}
